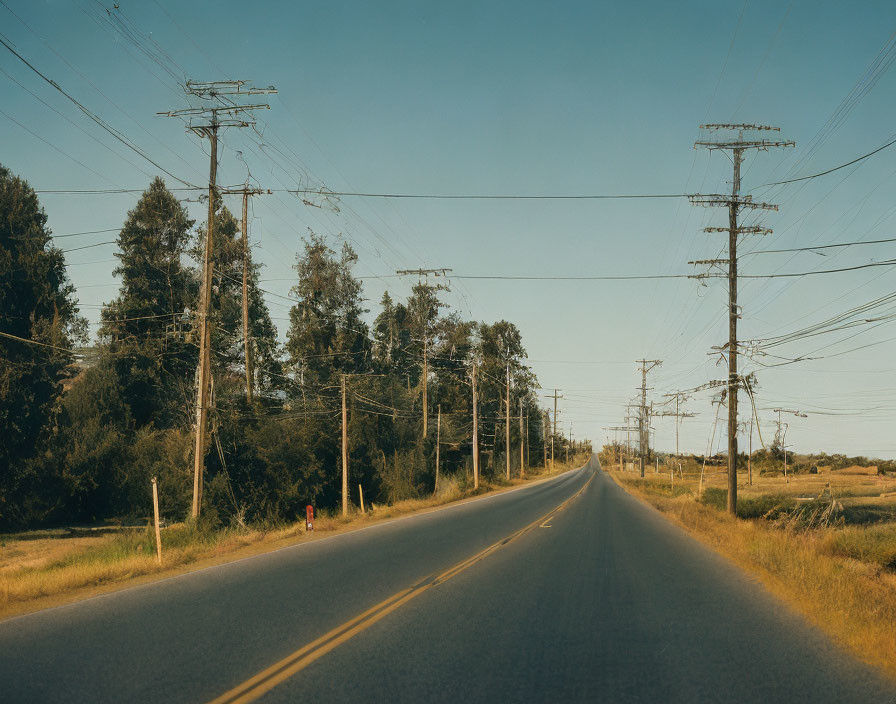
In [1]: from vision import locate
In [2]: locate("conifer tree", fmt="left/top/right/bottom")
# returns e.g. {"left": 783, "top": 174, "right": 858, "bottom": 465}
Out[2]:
{"left": 0, "top": 164, "right": 85, "bottom": 527}
{"left": 100, "top": 177, "right": 195, "bottom": 428}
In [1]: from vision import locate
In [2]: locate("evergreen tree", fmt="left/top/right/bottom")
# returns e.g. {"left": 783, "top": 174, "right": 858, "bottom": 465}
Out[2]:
{"left": 0, "top": 163, "right": 86, "bottom": 528}
{"left": 100, "top": 177, "right": 196, "bottom": 429}
{"left": 285, "top": 232, "right": 370, "bottom": 389}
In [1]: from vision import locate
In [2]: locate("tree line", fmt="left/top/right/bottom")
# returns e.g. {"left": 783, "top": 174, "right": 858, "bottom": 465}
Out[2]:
{"left": 0, "top": 166, "right": 572, "bottom": 530}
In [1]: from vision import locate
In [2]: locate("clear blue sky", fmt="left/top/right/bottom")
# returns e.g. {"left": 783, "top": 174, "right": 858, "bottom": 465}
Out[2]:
{"left": 3, "top": 0, "right": 896, "bottom": 458}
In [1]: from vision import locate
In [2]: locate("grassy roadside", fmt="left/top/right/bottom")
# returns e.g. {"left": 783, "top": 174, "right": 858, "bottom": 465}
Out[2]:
{"left": 607, "top": 468, "right": 896, "bottom": 681}
{"left": 0, "top": 459, "right": 584, "bottom": 622}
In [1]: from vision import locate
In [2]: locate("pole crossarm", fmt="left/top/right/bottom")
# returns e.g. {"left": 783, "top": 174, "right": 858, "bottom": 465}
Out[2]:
{"left": 688, "top": 195, "right": 779, "bottom": 210}
{"left": 703, "top": 226, "right": 772, "bottom": 234}
{"left": 694, "top": 139, "right": 796, "bottom": 150}
{"left": 157, "top": 104, "right": 272, "bottom": 118}
{"left": 772, "top": 408, "right": 808, "bottom": 418}
{"left": 688, "top": 258, "right": 728, "bottom": 266}
{"left": 699, "top": 124, "right": 782, "bottom": 131}
{"left": 219, "top": 187, "right": 271, "bottom": 196}
{"left": 184, "top": 79, "right": 278, "bottom": 98}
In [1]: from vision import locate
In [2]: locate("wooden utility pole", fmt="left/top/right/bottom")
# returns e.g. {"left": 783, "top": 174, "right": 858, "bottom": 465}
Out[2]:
{"left": 566, "top": 425, "right": 570, "bottom": 464}
{"left": 505, "top": 363, "right": 511, "bottom": 480}
{"left": 773, "top": 407, "right": 807, "bottom": 484}
{"left": 160, "top": 80, "right": 276, "bottom": 519}
{"left": 342, "top": 374, "right": 348, "bottom": 516}
{"left": 636, "top": 359, "right": 662, "bottom": 478}
{"left": 240, "top": 189, "right": 252, "bottom": 403}
{"left": 191, "top": 120, "right": 217, "bottom": 519}
{"left": 544, "top": 389, "right": 562, "bottom": 470}
{"left": 422, "top": 336, "right": 428, "bottom": 437}
{"left": 472, "top": 362, "right": 480, "bottom": 489}
{"left": 220, "top": 185, "right": 270, "bottom": 403}
{"left": 748, "top": 413, "right": 754, "bottom": 486}
{"left": 435, "top": 403, "right": 441, "bottom": 490}
{"left": 151, "top": 477, "right": 162, "bottom": 565}
{"left": 542, "top": 413, "right": 548, "bottom": 468}
{"left": 692, "top": 124, "right": 793, "bottom": 515}
{"left": 519, "top": 398, "right": 525, "bottom": 478}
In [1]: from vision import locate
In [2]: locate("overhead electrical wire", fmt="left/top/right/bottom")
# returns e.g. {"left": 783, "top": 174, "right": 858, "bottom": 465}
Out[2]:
{"left": 756, "top": 135, "right": 896, "bottom": 189}
{"left": 0, "top": 34, "right": 197, "bottom": 187}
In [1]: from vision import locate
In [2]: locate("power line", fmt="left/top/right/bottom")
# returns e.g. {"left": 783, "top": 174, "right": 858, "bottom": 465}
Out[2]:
{"left": 756, "top": 134, "right": 896, "bottom": 188}
{"left": 283, "top": 190, "right": 689, "bottom": 200}
{"left": 60, "top": 240, "right": 117, "bottom": 253}
{"left": 0, "top": 35, "right": 197, "bottom": 188}
{"left": 744, "top": 236, "right": 896, "bottom": 256}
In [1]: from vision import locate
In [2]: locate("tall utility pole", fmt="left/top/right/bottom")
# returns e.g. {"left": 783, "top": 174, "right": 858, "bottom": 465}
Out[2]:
{"left": 773, "top": 408, "right": 807, "bottom": 482}
{"left": 519, "top": 398, "right": 525, "bottom": 478}
{"left": 220, "top": 185, "right": 270, "bottom": 403}
{"left": 544, "top": 389, "right": 562, "bottom": 469}
{"left": 160, "top": 80, "right": 275, "bottom": 519}
{"left": 435, "top": 404, "right": 441, "bottom": 490}
{"left": 660, "top": 391, "right": 696, "bottom": 457}
{"left": 342, "top": 374, "right": 349, "bottom": 516}
{"left": 608, "top": 425, "right": 638, "bottom": 469}
{"left": 471, "top": 362, "right": 480, "bottom": 489}
{"left": 396, "top": 268, "right": 452, "bottom": 439}
{"left": 692, "top": 124, "right": 794, "bottom": 515}
{"left": 505, "top": 362, "right": 511, "bottom": 480}
{"left": 566, "top": 424, "right": 572, "bottom": 464}
{"left": 636, "top": 360, "right": 662, "bottom": 478}
{"left": 423, "top": 337, "right": 428, "bottom": 436}
{"left": 542, "top": 413, "right": 549, "bottom": 468}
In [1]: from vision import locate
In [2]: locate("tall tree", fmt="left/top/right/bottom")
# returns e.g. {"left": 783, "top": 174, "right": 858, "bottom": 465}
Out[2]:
{"left": 100, "top": 177, "right": 195, "bottom": 429}
{"left": 286, "top": 232, "right": 370, "bottom": 389}
{"left": 0, "top": 163, "right": 85, "bottom": 528}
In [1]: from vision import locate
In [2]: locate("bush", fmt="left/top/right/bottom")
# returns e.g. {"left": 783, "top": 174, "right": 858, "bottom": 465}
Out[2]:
{"left": 700, "top": 488, "right": 796, "bottom": 520}
{"left": 821, "top": 524, "right": 896, "bottom": 570}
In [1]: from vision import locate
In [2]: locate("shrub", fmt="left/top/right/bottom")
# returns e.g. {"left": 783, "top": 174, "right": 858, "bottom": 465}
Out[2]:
{"left": 820, "top": 524, "right": 896, "bottom": 570}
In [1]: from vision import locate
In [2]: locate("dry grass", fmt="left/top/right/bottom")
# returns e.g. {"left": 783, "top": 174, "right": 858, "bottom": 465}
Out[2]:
{"left": 610, "top": 469, "right": 896, "bottom": 681}
{"left": 0, "top": 458, "right": 584, "bottom": 621}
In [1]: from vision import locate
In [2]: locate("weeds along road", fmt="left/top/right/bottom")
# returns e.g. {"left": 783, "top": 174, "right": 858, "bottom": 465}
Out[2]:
{"left": 2, "top": 457, "right": 895, "bottom": 703}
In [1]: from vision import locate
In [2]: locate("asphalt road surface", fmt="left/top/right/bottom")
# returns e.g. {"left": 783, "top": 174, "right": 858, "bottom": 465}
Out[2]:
{"left": 2, "top": 457, "right": 895, "bottom": 703}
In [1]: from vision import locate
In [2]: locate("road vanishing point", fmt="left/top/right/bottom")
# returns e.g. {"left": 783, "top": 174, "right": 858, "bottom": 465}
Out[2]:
{"left": 2, "top": 457, "right": 894, "bottom": 703}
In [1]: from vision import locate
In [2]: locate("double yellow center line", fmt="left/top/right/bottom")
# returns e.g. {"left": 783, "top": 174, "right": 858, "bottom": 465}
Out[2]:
{"left": 207, "top": 471, "right": 594, "bottom": 704}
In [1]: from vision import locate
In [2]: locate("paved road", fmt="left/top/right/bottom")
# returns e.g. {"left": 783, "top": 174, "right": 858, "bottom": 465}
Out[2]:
{"left": 2, "top": 457, "right": 894, "bottom": 703}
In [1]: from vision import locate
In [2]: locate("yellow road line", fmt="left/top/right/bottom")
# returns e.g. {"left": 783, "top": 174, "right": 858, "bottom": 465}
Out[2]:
{"left": 206, "top": 472, "right": 595, "bottom": 704}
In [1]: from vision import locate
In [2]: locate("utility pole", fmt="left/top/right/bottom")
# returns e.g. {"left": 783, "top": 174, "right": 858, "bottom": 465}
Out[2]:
{"left": 423, "top": 336, "right": 428, "bottom": 436}
{"left": 773, "top": 408, "right": 807, "bottom": 483}
{"left": 542, "top": 412, "right": 549, "bottom": 468}
{"left": 505, "top": 362, "right": 511, "bottom": 481}
{"left": 748, "top": 412, "right": 754, "bottom": 486}
{"left": 160, "top": 80, "right": 275, "bottom": 519}
{"left": 692, "top": 124, "right": 793, "bottom": 515}
{"left": 544, "top": 389, "right": 562, "bottom": 470}
{"left": 519, "top": 398, "right": 525, "bottom": 478}
{"left": 435, "top": 403, "right": 441, "bottom": 490}
{"left": 342, "top": 374, "right": 348, "bottom": 516}
{"left": 220, "top": 185, "right": 270, "bottom": 403}
{"left": 661, "top": 391, "right": 695, "bottom": 457}
{"left": 396, "top": 268, "right": 452, "bottom": 440}
{"left": 636, "top": 360, "right": 662, "bottom": 478}
{"left": 471, "top": 362, "right": 480, "bottom": 489}
{"left": 566, "top": 424, "right": 571, "bottom": 464}
{"left": 608, "top": 425, "right": 638, "bottom": 469}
